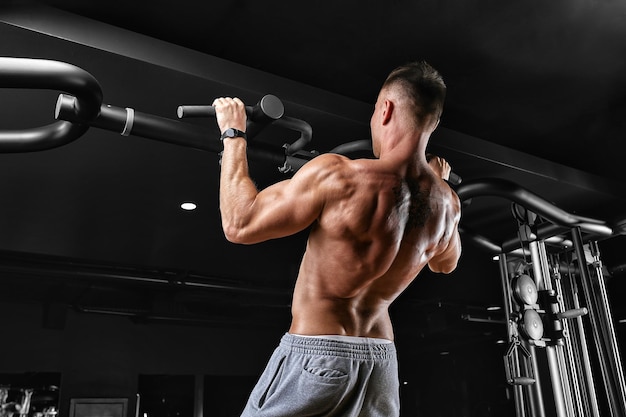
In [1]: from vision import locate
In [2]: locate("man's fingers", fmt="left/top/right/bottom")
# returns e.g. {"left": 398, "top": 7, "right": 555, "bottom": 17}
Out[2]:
{"left": 212, "top": 97, "right": 227, "bottom": 107}
{"left": 213, "top": 97, "right": 244, "bottom": 106}
{"left": 212, "top": 97, "right": 247, "bottom": 133}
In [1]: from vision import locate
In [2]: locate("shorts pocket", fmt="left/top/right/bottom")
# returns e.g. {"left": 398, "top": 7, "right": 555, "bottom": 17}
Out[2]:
{"left": 294, "top": 361, "right": 350, "bottom": 414}
{"left": 255, "top": 355, "right": 286, "bottom": 409}
{"left": 303, "top": 365, "right": 349, "bottom": 381}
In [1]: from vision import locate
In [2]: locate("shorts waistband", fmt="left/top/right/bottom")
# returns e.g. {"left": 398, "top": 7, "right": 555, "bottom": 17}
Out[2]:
{"left": 280, "top": 333, "right": 396, "bottom": 360}
{"left": 292, "top": 333, "right": 393, "bottom": 344}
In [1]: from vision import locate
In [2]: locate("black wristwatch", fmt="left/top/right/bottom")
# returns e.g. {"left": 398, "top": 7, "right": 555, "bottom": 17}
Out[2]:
{"left": 220, "top": 128, "right": 247, "bottom": 141}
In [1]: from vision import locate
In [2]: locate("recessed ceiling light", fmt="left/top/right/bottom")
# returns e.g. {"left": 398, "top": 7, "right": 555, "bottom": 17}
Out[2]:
{"left": 180, "top": 202, "right": 197, "bottom": 211}
{"left": 487, "top": 306, "right": 502, "bottom": 311}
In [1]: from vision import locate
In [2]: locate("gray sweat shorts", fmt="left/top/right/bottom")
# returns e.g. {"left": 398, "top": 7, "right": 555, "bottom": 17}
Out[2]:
{"left": 240, "top": 333, "right": 400, "bottom": 417}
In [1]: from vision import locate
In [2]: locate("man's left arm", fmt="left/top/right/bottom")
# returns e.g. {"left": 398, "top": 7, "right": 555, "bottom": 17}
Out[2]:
{"left": 426, "top": 155, "right": 462, "bottom": 273}
{"left": 428, "top": 223, "right": 461, "bottom": 274}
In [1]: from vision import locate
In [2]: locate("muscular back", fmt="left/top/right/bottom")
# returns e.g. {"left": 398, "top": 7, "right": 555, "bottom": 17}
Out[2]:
{"left": 289, "top": 154, "right": 461, "bottom": 340}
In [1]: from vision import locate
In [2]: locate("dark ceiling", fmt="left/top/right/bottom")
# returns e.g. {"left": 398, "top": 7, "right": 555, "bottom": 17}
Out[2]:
{"left": 0, "top": 0, "right": 625, "bottom": 348}
{"left": 34, "top": 0, "right": 626, "bottom": 182}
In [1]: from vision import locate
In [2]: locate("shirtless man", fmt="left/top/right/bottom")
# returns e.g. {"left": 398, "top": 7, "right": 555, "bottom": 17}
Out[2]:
{"left": 213, "top": 61, "right": 461, "bottom": 417}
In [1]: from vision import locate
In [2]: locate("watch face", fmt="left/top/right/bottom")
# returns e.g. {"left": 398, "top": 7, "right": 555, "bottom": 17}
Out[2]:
{"left": 221, "top": 128, "right": 246, "bottom": 140}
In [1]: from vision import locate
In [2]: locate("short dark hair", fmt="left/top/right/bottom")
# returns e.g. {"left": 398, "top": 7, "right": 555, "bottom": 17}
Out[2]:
{"left": 382, "top": 61, "right": 446, "bottom": 127}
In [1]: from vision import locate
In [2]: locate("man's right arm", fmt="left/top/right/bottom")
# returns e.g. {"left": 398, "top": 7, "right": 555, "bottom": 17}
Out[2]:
{"left": 220, "top": 150, "right": 345, "bottom": 245}
{"left": 215, "top": 97, "right": 332, "bottom": 245}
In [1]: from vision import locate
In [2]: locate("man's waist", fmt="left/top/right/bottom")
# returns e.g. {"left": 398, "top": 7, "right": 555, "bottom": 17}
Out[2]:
{"left": 290, "top": 333, "right": 393, "bottom": 344}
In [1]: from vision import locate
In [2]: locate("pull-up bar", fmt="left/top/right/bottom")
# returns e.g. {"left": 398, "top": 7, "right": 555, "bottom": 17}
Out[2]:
{"left": 0, "top": 57, "right": 314, "bottom": 173}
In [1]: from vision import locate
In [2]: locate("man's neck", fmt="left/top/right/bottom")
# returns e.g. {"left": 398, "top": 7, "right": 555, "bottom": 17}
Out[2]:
{"left": 377, "top": 131, "right": 429, "bottom": 173}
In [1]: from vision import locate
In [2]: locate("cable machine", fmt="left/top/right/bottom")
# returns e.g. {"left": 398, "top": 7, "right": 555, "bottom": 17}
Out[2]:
{"left": 457, "top": 179, "right": 626, "bottom": 417}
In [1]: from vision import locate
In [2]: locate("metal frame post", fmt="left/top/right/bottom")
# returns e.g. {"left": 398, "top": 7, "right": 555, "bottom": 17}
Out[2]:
{"left": 529, "top": 240, "right": 571, "bottom": 417}
{"left": 571, "top": 228, "right": 626, "bottom": 417}
{"left": 559, "top": 260, "right": 601, "bottom": 417}
{"left": 589, "top": 240, "right": 626, "bottom": 411}
{"left": 554, "top": 264, "right": 593, "bottom": 417}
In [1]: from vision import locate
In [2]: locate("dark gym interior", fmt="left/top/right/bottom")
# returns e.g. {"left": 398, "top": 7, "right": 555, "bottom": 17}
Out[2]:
{"left": 1, "top": 1, "right": 625, "bottom": 416}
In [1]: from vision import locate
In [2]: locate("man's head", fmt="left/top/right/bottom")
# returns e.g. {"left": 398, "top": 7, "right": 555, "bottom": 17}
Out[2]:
{"left": 381, "top": 61, "right": 446, "bottom": 131}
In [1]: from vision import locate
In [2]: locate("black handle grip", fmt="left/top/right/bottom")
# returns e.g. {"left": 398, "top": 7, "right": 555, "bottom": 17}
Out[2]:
{"left": 448, "top": 171, "right": 462, "bottom": 186}
{"left": 177, "top": 105, "right": 246, "bottom": 118}
{"left": 177, "top": 105, "right": 215, "bottom": 118}
{"left": 177, "top": 94, "right": 284, "bottom": 122}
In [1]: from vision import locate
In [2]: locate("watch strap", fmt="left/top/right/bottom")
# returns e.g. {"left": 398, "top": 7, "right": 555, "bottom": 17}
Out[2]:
{"left": 220, "top": 128, "right": 247, "bottom": 141}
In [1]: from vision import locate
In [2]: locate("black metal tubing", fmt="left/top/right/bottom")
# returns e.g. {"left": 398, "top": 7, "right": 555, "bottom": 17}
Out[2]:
{"left": 178, "top": 94, "right": 284, "bottom": 141}
{"left": 177, "top": 95, "right": 312, "bottom": 156}
{"left": 177, "top": 94, "right": 285, "bottom": 121}
{"left": 278, "top": 115, "right": 312, "bottom": 155}
{"left": 0, "top": 57, "right": 102, "bottom": 152}
{"left": 458, "top": 226, "right": 502, "bottom": 254}
{"left": 57, "top": 94, "right": 220, "bottom": 152}
{"left": 0, "top": 57, "right": 304, "bottom": 167}
{"left": 0, "top": 122, "right": 89, "bottom": 153}
{"left": 330, "top": 139, "right": 372, "bottom": 155}
{"left": 56, "top": 95, "right": 288, "bottom": 168}
{"left": 456, "top": 178, "right": 613, "bottom": 237}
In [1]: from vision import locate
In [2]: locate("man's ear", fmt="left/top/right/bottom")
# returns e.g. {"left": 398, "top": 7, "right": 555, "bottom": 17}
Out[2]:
{"left": 381, "top": 99, "right": 393, "bottom": 125}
